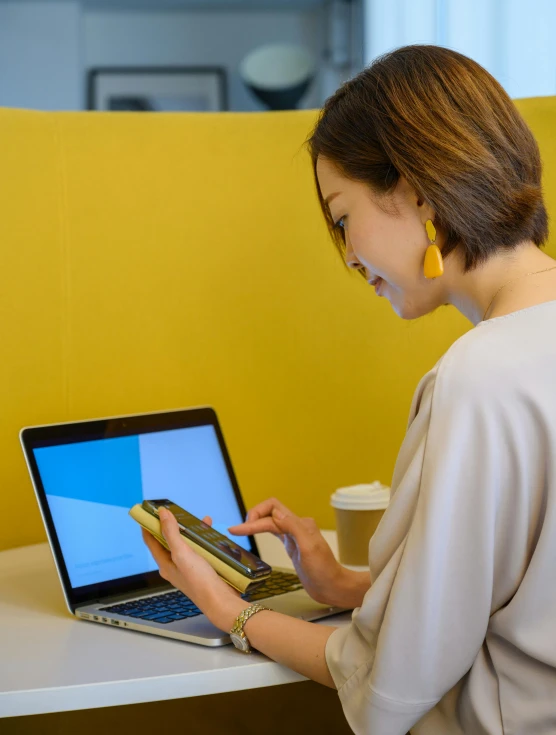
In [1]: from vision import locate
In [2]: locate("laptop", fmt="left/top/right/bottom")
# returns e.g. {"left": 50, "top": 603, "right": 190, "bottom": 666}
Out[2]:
{"left": 20, "top": 406, "right": 349, "bottom": 646}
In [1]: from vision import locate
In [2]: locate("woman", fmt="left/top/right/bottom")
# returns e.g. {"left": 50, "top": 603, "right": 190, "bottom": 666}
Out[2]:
{"left": 143, "top": 45, "right": 556, "bottom": 734}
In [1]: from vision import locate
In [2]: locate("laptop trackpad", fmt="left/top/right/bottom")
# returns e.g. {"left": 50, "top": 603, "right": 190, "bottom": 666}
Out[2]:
{"left": 262, "top": 590, "right": 340, "bottom": 620}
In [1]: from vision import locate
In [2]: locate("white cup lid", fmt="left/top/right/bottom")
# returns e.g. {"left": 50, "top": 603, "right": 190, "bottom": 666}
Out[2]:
{"left": 330, "top": 481, "right": 390, "bottom": 511}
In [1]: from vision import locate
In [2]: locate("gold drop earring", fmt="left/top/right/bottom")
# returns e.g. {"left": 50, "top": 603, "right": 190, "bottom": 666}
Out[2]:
{"left": 424, "top": 219, "right": 444, "bottom": 279}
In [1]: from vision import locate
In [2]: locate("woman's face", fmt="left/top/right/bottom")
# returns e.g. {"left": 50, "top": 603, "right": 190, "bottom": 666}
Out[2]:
{"left": 316, "top": 155, "right": 448, "bottom": 320}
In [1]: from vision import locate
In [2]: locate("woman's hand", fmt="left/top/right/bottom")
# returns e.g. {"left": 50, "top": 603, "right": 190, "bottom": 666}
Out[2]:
{"left": 141, "top": 507, "right": 242, "bottom": 629}
{"left": 228, "top": 498, "right": 360, "bottom": 608}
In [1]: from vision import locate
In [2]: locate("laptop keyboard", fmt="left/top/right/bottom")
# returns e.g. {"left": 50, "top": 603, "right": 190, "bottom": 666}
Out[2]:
{"left": 100, "top": 570, "right": 304, "bottom": 625}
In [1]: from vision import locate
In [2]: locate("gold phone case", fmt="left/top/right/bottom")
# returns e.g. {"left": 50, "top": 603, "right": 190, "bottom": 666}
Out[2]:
{"left": 128, "top": 504, "right": 271, "bottom": 594}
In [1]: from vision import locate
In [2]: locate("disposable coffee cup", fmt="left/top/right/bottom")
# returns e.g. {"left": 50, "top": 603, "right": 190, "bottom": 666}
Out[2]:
{"left": 330, "top": 482, "right": 390, "bottom": 567}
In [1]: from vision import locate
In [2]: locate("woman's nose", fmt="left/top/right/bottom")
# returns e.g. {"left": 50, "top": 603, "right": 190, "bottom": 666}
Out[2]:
{"left": 345, "top": 240, "right": 362, "bottom": 270}
{"left": 346, "top": 249, "right": 364, "bottom": 272}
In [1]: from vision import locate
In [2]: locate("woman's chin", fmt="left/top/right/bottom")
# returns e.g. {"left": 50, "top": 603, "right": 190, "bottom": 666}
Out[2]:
{"left": 387, "top": 290, "right": 428, "bottom": 320}
{"left": 381, "top": 283, "right": 442, "bottom": 321}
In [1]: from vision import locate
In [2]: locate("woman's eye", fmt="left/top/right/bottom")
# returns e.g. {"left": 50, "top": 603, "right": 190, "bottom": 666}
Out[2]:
{"left": 334, "top": 216, "right": 346, "bottom": 229}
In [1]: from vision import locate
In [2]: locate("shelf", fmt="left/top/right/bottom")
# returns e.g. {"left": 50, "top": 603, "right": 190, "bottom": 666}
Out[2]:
{"left": 81, "top": 0, "right": 327, "bottom": 11}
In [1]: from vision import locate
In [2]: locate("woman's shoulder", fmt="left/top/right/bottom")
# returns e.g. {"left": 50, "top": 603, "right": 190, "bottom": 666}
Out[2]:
{"left": 414, "top": 301, "right": 556, "bottom": 417}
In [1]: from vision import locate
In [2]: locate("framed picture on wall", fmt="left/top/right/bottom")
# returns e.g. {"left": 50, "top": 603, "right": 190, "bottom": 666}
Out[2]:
{"left": 86, "top": 66, "right": 228, "bottom": 111}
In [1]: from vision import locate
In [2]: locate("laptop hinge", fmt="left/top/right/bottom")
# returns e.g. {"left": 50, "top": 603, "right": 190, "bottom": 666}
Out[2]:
{"left": 88, "top": 583, "right": 173, "bottom": 607}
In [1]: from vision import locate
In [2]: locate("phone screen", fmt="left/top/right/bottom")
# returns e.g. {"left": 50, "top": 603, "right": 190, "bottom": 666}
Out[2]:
{"left": 142, "top": 499, "right": 272, "bottom": 578}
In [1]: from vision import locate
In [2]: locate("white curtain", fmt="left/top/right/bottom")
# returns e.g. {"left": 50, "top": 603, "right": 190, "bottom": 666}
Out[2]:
{"left": 362, "top": 0, "right": 556, "bottom": 99}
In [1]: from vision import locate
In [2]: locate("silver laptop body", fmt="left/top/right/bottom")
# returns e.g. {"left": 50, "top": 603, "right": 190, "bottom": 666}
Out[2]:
{"left": 20, "top": 406, "right": 349, "bottom": 646}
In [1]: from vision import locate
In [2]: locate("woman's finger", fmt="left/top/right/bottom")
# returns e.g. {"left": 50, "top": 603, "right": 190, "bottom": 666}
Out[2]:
{"left": 159, "top": 507, "right": 188, "bottom": 561}
{"left": 245, "top": 497, "right": 293, "bottom": 523}
{"left": 202, "top": 516, "right": 212, "bottom": 526}
{"left": 227, "top": 516, "right": 283, "bottom": 536}
{"left": 142, "top": 528, "right": 172, "bottom": 567}
{"left": 228, "top": 498, "right": 293, "bottom": 535}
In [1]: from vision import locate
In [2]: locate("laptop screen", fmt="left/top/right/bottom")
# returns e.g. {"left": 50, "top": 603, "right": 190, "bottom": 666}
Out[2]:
{"left": 21, "top": 408, "right": 257, "bottom": 609}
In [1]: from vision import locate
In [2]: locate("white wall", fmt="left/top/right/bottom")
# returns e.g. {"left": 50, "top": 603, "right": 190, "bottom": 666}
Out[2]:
{"left": 0, "top": 1, "right": 83, "bottom": 110}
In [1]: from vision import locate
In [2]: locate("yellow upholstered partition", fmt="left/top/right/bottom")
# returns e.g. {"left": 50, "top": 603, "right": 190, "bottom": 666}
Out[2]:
{"left": 1, "top": 99, "right": 555, "bottom": 552}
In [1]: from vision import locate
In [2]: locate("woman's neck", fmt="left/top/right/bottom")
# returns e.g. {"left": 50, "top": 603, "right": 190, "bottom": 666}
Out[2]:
{"left": 447, "top": 242, "right": 556, "bottom": 326}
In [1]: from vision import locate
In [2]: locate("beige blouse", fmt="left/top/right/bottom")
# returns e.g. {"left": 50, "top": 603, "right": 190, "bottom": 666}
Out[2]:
{"left": 325, "top": 300, "right": 556, "bottom": 734}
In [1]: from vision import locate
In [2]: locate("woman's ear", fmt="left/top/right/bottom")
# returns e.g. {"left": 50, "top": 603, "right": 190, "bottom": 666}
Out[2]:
{"left": 416, "top": 195, "right": 436, "bottom": 226}
{"left": 400, "top": 176, "right": 429, "bottom": 212}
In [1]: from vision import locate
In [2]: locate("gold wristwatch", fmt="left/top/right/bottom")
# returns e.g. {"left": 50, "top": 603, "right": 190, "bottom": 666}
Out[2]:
{"left": 229, "top": 603, "right": 270, "bottom": 654}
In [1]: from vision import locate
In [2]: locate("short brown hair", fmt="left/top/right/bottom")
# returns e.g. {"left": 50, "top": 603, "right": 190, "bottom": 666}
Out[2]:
{"left": 306, "top": 44, "right": 549, "bottom": 275}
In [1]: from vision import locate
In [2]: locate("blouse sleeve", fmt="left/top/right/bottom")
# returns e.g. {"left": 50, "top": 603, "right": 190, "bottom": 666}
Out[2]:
{"left": 325, "top": 345, "right": 521, "bottom": 734}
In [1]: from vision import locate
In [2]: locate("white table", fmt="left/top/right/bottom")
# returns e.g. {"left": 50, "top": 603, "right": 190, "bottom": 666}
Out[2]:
{"left": 0, "top": 531, "right": 360, "bottom": 718}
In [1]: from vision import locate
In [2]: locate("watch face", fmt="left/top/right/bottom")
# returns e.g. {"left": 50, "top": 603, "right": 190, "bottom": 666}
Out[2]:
{"left": 230, "top": 632, "right": 250, "bottom": 652}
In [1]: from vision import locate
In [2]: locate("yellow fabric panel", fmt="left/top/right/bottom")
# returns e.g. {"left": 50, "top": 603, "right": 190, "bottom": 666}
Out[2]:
{"left": 0, "top": 99, "right": 554, "bottom": 552}
{"left": 0, "top": 110, "right": 68, "bottom": 551}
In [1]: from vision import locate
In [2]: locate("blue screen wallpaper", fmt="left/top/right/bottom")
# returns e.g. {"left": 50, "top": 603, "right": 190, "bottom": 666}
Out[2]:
{"left": 34, "top": 425, "right": 248, "bottom": 589}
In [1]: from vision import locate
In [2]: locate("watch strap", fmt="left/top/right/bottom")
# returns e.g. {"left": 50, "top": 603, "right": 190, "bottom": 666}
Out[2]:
{"left": 231, "top": 602, "right": 270, "bottom": 632}
{"left": 230, "top": 603, "right": 270, "bottom": 651}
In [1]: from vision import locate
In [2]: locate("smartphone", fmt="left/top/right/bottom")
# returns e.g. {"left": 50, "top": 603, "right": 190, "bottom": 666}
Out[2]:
{"left": 142, "top": 499, "right": 272, "bottom": 580}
